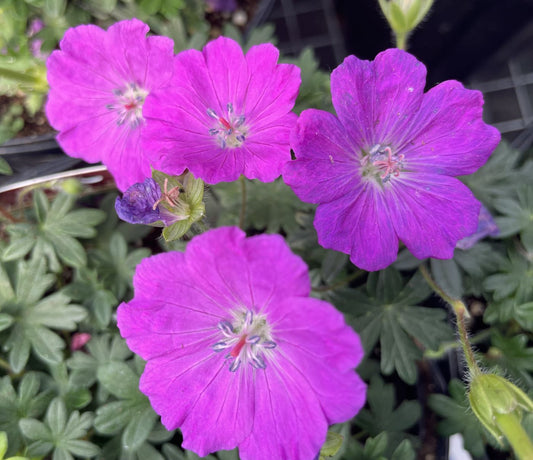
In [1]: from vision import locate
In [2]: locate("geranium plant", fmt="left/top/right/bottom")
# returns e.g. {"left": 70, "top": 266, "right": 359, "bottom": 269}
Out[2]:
{"left": 1, "top": 2, "right": 533, "bottom": 460}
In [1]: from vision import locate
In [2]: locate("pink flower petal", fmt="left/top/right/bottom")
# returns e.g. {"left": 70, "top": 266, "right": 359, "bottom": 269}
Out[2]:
{"left": 284, "top": 109, "right": 360, "bottom": 204}
{"left": 399, "top": 81, "right": 501, "bottom": 176}
{"left": 387, "top": 173, "right": 481, "bottom": 259}
{"left": 331, "top": 49, "right": 426, "bottom": 147}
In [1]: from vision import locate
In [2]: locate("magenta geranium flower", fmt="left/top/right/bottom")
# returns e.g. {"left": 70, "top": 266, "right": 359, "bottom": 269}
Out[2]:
{"left": 141, "top": 37, "right": 301, "bottom": 184}
{"left": 46, "top": 19, "right": 174, "bottom": 191}
{"left": 117, "top": 227, "right": 365, "bottom": 460}
{"left": 283, "top": 49, "right": 500, "bottom": 271}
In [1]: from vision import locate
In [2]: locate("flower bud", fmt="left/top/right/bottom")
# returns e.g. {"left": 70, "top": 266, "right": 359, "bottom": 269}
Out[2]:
{"left": 115, "top": 170, "right": 205, "bottom": 242}
{"left": 468, "top": 373, "right": 533, "bottom": 444}
{"left": 378, "top": 0, "right": 434, "bottom": 35}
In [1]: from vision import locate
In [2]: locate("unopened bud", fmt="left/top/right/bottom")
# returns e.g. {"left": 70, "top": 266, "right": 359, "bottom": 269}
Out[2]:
{"left": 378, "top": 0, "right": 433, "bottom": 35}
{"left": 468, "top": 373, "right": 533, "bottom": 444}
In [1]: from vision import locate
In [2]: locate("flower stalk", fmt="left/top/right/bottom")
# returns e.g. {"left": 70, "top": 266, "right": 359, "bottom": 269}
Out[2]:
{"left": 420, "top": 263, "right": 533, "bottom": 459}
{"left": 494, "top": 412, "right": 533, "bottom": 460}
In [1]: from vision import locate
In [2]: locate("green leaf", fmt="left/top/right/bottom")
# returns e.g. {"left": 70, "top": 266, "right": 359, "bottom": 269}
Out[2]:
{"left": 32, "top": 292, "right": 86, "bottom": 330}
{"left": 333, "top": 270, "right": 451, "bottom": 383}
{"left": 0, "top": 373, "right": 52, "bottom": 457}
{"left": 45, "top": 398, "right": 67, "bottom": 436}
{"left": 430, "top": 258, "right": 463, "bottom": 299}
{"left": 461, "top": 141, "right": 533, "bottom": 205}
{"left": 493, "top": 185, "right": 533, "bottom": 237}
{"left": 0, "top": 314, "right": 13, "bottom": 332}
{"left": 354, "top": 376, "right": 421, "bottom": 439}
{"left": 97, "top": 362, "right": 141, "bottom": 400}
{"left": 27, "top": 325, "right": 64, "bottom": 364}
{"left": 121, "top": 405, "right": 157, "bottom": 452}
{"left": 428, "top": 379, "right": 491, "bottom": 457}
{"left": 60, "top": 440, "right": 99, "bottom": 458}
{"left": 7, "top": 326, "right": 31, "bottom": 373}
{"left": 33, "top": 189, "right": 49, "bottom": 225}
{"left": 1, "top": 236, "right": 35, "bottom": 261}
{"left": 0, "top": 156, "right": 13, "bottom": 175}
{"left": 319, "top": 431, "right": 343, "bottom": 458}
{"left": 390, "top": 439, "right": 416, "bottom": 460}
{"left": 484, "top": 250, "right": 533, "bottom": 305}
{"left": 18, "top": 418, "right": 51, "bottom": 441}
{"left": 14, "top": 257, "right": 55, "bottom": 305}
{"left": 45, "top": 233, "right": 86, "bottom": 268}
{"left": 0, "top": 262, "right": 14, "bottom": 303}
{"left": 94, "top": 401, "right": 136, "bottom": 435}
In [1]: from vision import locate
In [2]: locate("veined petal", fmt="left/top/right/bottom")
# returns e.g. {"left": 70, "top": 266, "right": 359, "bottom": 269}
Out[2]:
{"left": 141, "top": 37, "right": 300, "bottom": 184}
{"left": 46, "top": 19, "right": 174, "bottom": 191}
{"left": 387, "top": 173, "right": 481, "bottom": 259}
{"left": 140, "top": 347, "right": 254, "bottom": 455}
{"left": 118, "top": 228, "right": 366, "bottom": 460}
{"left": 314, "top": 184, "right": 399, "bottom": 271}
{"left": 331, "top": 49, "right": 426, "bottom": 147}
{"left": 284, "top": 109, "right": 359, "bottom": 204}
{"left": 398, "top": 81, "right": 501, "bottom": 176}
{"left": 239, "top": 363, "right": 326, "bottom": 460}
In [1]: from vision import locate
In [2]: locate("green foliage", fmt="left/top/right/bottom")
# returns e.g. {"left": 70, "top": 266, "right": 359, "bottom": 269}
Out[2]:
{"left": 354, "top": 376, "right": 420, "bottom": 455}
{"left": 94, "top": 359, "right": 169, "bottom": 456}
{"left": 333, "top": 269, "right": 453, "bottom": 383}
{"left": 344, "top": 433, "right": 416, "bottom": 460}
{"left": 89, "top": 231, "right": 150, "bottom": 300}
{"left": 62, "top": 268, "right": 117, "bottom": 329}
{"left": 2, "top": 190, "right": 106, "bottom": 272}
{"left": 0, "top": 157, "right": 13, "bottom": 176}
{"left": 462, "top": 141, "right": 533, "bottom": 207}
{"left": 283, "top": 48, "right": 333, "bottom": 113}
{"left": 428, "top": 379, "right": 495, "bottom": 458}
{"left": 212, "top": 178, "right": 312, "bottom": 234}
{"left": 19, "top": 397, "right": 99, "bottom": 459}
{"left": 0, "top": 257, "right": 86, "bottom": 372}
{"left": 0, "top": 373, "right": 53, "bottom": 457}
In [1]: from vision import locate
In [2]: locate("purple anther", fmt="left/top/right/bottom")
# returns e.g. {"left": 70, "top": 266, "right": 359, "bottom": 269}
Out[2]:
{"left": 252, "top": 354, "right": 266, "bottom": 369}
{"left": 236, "top": 134, "right": 245, "bottom": 143}
{"left": 207, "top": 108, "right": 218, "bottom": 119}
{"left": 246, "top": 335, "right": 261, "bottom": 344}
{"left": 212, "top": 342, "right": 228, "bottom": 352}
{"left": 261, "top": 341, "right": 277, "bottom": 349}
{"left": 229, "top": 359, "right": 241, "bottom": 372}
{"left": 245, "top": 310, "right": 254, "bottom": 325}
{"left": 227, "top": 103, "right": 234, "bottom": 113}
{"left": 218, "top": 320, "right": 234, "bottom": 335}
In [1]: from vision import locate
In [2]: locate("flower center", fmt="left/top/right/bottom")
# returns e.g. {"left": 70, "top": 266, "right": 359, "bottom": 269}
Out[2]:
{"left": 361, "top": 144, "right": 404, "bottom": 184}
{"left": 107, "top": 83, "right": 148, "bottom": 128}
{"left": 212, "top": 309, "right": 276, "bottom": 372}
{"left": 207, "top": 103, "right": 247, "bottom": 149}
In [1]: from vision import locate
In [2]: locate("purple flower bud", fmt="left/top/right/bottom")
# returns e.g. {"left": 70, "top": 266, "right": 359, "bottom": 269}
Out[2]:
{"left": 456, "top": 205, "right": 499, "bottom": 250}
{"left": 115, "top": 177, "right": 165, "bottom": 225}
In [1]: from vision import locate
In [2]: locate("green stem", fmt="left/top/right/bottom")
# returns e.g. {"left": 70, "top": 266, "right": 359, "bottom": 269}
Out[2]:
{"left": 494, "top": 412, "right": 533, "bottom": 460}
{"left": 395, "top": 32, "right": 408, "bottom": 50}
{"left": 313, "top": 270, "right": 366, "bottom": 292}
{"left": 238, "top": 176, "right": 247, "bottom": 230}
{"left": 419, "top": 264, "right": 481, "bottom": 376}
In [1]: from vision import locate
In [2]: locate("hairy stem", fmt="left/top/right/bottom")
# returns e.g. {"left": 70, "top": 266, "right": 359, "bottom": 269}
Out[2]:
{"left": 419, "top": 263, "right": 481, "bottom": 376}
